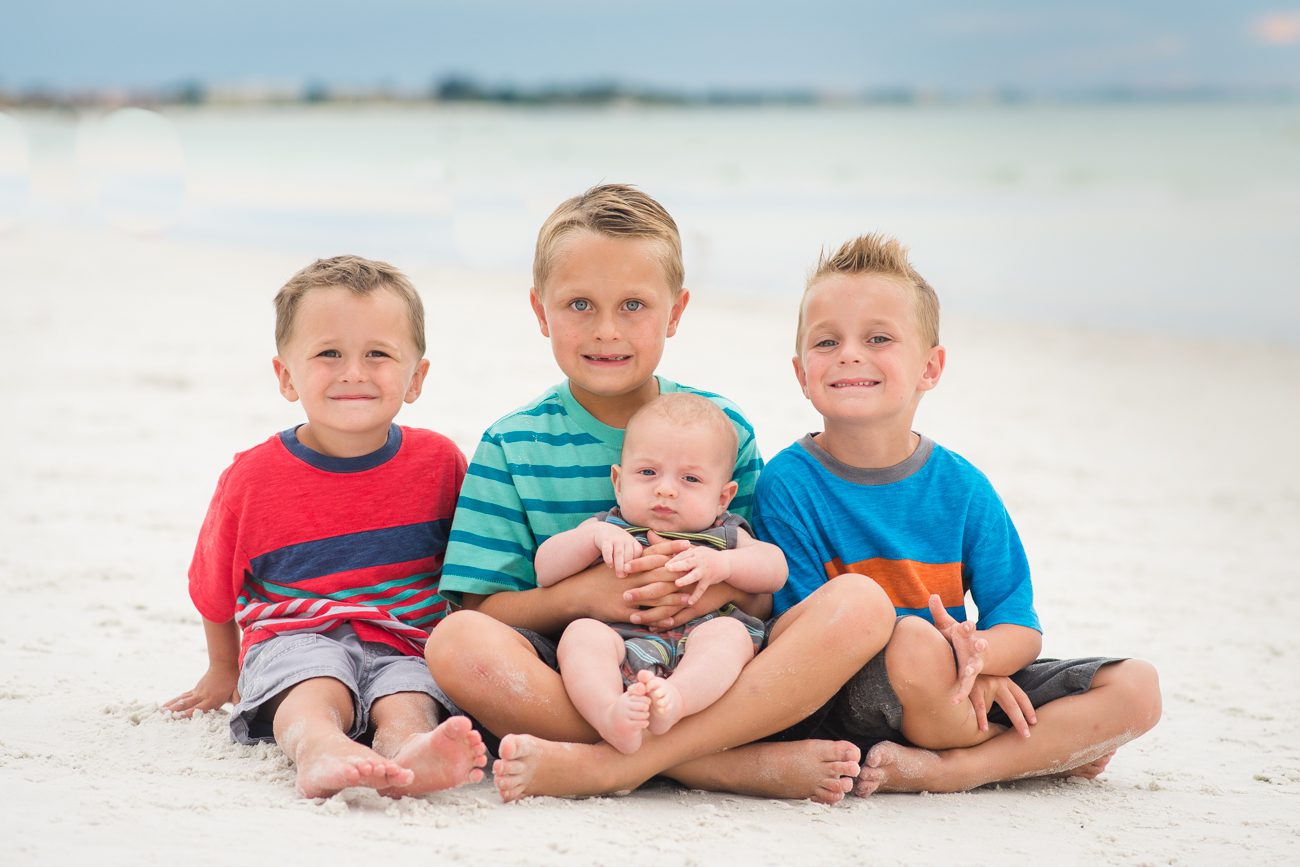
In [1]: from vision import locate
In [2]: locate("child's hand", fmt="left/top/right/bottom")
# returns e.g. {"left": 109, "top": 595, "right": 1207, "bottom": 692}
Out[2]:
{"left": 593, "top": 523, "right": 643, "bottom": 577}
{"left": 970, "top": 674, "right": 1037, "bottom": 737}
{"left": 162, "top": 664, "right": 239, "bottom": 718}
{"left": 928, "top": 594, "right": 987, "bottom": 705}
{"left": 665, "top": 546, "right": 732, "bottom": 606}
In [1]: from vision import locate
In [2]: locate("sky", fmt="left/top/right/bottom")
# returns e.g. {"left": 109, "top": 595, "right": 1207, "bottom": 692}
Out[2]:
{"left": 3, "top": 1, "right": 1299, "bottom": 94}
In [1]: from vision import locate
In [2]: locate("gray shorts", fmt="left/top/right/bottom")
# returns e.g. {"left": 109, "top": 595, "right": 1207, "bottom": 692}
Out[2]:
{"left": 768, "top": 615, "right": 1121, "bottom": 750}
{"left": 230, "top": 624, "right": 459, "bottom": 745}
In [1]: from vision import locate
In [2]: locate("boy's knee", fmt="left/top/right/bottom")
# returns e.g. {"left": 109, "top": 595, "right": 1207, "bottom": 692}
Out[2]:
{"left": 1106, "top": 658, "right": 1162, "bottom": 733}
{"left": 885, "top": 615, "right": 955, "bottom": 693}
{"left": 425, "top": 610, "right": 492, "bottom": 672}
{"left": 819, "top": 574, "right": 894, "bottom": 628}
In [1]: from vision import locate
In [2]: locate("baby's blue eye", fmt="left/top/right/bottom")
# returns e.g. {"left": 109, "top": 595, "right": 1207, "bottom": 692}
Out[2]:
{"left": 319, "top": 349, "right": 341, "bottom": 358}
{"left": 637, "top": 468, "right": 656, "bottom": 477}
{"left": 571, "top": 299, "right": 591, "bottom": 312}
{"left": 683, "top": 475, "right": 702, "bottom": 484}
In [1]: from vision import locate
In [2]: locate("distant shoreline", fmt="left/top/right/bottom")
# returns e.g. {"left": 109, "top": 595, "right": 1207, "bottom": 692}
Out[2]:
{"left": 5, "top": 78, "right": 1298, "bottom": 111}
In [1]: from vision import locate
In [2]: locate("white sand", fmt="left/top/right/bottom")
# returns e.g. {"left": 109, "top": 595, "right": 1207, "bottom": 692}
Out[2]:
{"left": 2, "top": 225, "right": 1299, "bottom": 865}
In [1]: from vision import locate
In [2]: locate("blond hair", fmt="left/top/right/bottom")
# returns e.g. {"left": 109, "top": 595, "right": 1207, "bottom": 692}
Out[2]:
{"left": 533, "top": 183, "right": 684, "bottom": 295}
{"left": 796, "top": 233, "right": 940, "bottom": 353}
{"left": 624, "top": 393, "right": 737, "bottom": 467}
{"left": 274, "top": 256, "right": 426, "bottom": 355}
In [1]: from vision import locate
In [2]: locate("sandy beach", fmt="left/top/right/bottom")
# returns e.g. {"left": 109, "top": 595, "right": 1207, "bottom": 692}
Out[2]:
{"left": 2, "top": 211, "right": 1298, "bottom": 865}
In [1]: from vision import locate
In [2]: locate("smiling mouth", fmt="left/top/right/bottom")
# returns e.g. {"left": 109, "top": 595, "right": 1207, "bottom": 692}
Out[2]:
{"left": 331, "top": 395, "right": 376, "bottom": 400}
{"left": 584, "top": 354, "right": 631, "bottom": 363}
{"left": 830, "top": 379, "right": 879, "bottom": 388}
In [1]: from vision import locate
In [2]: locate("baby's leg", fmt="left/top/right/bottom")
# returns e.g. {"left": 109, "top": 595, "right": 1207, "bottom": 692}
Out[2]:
{"left": 885, "top": 616, "right": 997, "bottom": 750}
{"left": 269, "top": 677, "right": 414, "bottom": 798}
{"left": 557, "top": 619, "right": 651, "bottom": 754}
{"left": 369, "top": 693, "right": 487, "bottom": 795}
{"left": 644, "top": 617, "right": 755, "bottom": 736}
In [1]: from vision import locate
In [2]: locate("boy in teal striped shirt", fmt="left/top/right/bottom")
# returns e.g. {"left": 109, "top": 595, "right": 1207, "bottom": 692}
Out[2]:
{"left": 425, "top": 184, "right": 897, "bottom": 803}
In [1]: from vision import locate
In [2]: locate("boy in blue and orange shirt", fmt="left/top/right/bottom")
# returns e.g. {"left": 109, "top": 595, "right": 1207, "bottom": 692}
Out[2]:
{"left": 165, "top": 256, "right": 487, "bottom": 798}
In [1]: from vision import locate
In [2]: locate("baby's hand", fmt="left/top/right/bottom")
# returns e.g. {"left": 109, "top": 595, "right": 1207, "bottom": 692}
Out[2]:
{"left": 665, "top": 546, "right": 732, "bottom": 606}
{"left": 594, "top": 523, "right": 643, "bottom": 577}
{"left": 928, "top": 594, "right": 986, "bottom": 705}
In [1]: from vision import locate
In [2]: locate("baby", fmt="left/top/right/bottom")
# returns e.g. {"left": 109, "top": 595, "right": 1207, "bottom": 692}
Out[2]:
{"left": 533, "top": 393, "right": 787, "bottom": 753}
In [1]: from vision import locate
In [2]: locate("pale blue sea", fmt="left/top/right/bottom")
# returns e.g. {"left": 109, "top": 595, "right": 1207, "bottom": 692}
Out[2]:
{"left": 4, "top": 102, "right": 1299, "bottom": 342}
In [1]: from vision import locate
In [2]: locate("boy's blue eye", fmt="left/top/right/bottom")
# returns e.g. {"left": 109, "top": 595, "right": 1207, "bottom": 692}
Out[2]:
{"left": 319, "top": 349, "right": 341, "bottom": 358}
{"left": 367, "top": 350, "right": 391, "bottom": 358}
{"left": 623, "top": 299, "right": 644, "bottom": 312}
{"left": 815, "top": 339, "right": 836, "bottom": 349}
{"left": 570, "top": 299, "right": 591, "bottom": 312}
{"left": 868, "top": 335, "right": 892, "bottom": 345}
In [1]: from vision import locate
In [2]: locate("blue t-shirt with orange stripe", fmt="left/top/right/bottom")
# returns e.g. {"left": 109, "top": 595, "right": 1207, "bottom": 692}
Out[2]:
{"left": 188, "top": 424, "right": 465, "bottom": 663}
{"left": 754, "top": 433, "right": 1040, "bottom": 631}
{"left": 438, "top": 378, "right": 761, "bottom": 603}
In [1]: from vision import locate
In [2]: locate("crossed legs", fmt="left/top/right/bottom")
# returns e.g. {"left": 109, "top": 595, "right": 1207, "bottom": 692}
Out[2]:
{"left": 425, "top": 575, "right": 896, "bottom": 802}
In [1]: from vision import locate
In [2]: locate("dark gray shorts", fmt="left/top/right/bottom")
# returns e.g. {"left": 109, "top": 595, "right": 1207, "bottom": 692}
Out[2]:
{"left": 766, "top": 616, "right": 1121, "bottom": 750}
{"left": 231, "top": 624, "right": 459, "bottom": 745}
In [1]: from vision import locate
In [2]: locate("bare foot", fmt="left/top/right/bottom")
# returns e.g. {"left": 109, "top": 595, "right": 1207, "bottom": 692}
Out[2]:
{"left": 639, "top": 671, "right": 686, "bottom": 736}
{"left": 295, "top": 734, "right": 415, "bottom": 798}
{"left": 493, "top": 734, "right": 606, "bottom": 802}
{"left": 855, "top": 741, "right": 944, "bottom": 796}
{"left": 594, "top": 680, "right": 651, "bottom": 754}
{"left": 717, "top": 739, "right": 861, "bottom": 804}
{"left": 1056, "top": 749, "right": 1115, "bottom": 781}
{"left": 382, "top": 716, "right": 488, "bottom": 796}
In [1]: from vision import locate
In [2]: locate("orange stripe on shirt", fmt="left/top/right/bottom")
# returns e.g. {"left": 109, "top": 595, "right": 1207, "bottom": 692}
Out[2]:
{"left": 825, "top": 557, "right": 964, "bottom": 610}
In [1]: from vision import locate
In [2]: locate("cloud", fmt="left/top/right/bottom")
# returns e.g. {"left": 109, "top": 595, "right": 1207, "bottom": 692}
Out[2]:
{"left": 1251, "top": 11, "right": 1300, "bottom": 45}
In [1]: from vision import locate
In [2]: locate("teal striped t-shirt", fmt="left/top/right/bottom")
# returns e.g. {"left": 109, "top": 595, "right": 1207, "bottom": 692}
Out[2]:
{"left": 439, "top": 378, "right": 762, "bottom": 604}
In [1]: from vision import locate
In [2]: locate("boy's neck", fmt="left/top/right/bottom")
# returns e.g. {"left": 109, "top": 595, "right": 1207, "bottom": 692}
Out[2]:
{"left": 816, "top": 422, "right": 920, "bottom": 470}
{"left": 296, "top": 422, "right": 393, "bottom": 459}
{"left": 569, "top": 377, "right": 661, "bottom": 429}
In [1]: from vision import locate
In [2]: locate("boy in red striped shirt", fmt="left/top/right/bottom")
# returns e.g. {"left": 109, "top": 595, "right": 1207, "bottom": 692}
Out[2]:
{"left": 164, "top": 256, "right": 487, "bottom": 798}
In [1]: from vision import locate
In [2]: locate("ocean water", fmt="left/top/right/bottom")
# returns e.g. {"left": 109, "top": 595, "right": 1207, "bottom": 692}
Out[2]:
{"left": 5, "top": 102, "right": 1299, "bottom": 343}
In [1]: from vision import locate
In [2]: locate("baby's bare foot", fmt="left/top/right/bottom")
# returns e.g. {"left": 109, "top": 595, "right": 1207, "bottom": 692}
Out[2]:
{"left": 639, "top": 670, "right": 686, "bottom": 736}
{"left": 382, "top": 716, "right": 488, "bottom": 796}
{"left": 594, "top": 680, "right": 651, "bottom": 754}
{"left": 295, "top": 736, "right": 414, "bottom": 799}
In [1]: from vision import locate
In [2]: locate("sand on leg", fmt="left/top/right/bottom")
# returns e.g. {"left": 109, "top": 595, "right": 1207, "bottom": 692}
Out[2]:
{"left": 557, "top": 618, "right": 651, "bottom": 754}
{"left": 368, "top": 692, "right": 487, "bottom": 795}
{"left": 493, "top": 575, "right": 896, "bottom": 800}
{"left": 425, "top": 609, "right": 598, "bottom": 742}
{"left": 269, "top": 677, "right": 415, "bottom": 798}
{"left": 857, "top": 659, "right": 1161, "bottom": 795}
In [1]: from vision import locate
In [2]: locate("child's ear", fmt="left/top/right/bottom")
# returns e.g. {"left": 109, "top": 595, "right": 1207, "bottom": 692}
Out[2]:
{"left": 792, "top": 355, "right": 810, "bottom": 399}
{"left": 664, "top": 289, "right": 690, "bottom": 337}
{"left": 718, "top": 479, "right": 739, "bottom": 511}
{"left": 529, "top": 288, "right": 550, "bottom": 337}
{"left": 918, "top": 344, "right": 946, "bottom": 392}
{"left": 610, "top": 464, "right": 622, "bottom": 491}
{"left": 272, "top": 357, "right": 299, "bottom": 402}
{"left": 404, "top": 358, "right": 431, "bottom": 403}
